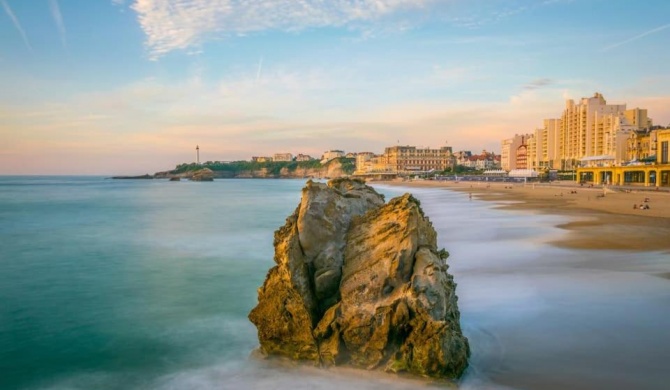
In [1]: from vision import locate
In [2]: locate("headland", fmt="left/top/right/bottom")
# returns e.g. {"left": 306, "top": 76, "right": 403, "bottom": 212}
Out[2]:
{"left": 153, "top": 158, "right": 355, "bottom": 180}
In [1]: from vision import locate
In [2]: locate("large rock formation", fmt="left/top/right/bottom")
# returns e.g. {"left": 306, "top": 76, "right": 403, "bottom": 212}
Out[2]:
{"left": 190, "top": 168, "right": 214, "bottom": 181}
{"left": 248, "top": 178, "right": 469, "bottom": 380}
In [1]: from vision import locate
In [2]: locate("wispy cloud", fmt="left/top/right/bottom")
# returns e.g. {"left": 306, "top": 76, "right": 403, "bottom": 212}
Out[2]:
{"left": 523, "top": 78, "right": 553, "bottom": 90}
{"left": 48, "top": 0, "right": 67, "bottom": 48}
{"left": 448, "top": 4, "right": 530, "bottom": 29}
{"left": 124, "top": 0, "right": 435, "bottom": 60}
{"left": 602, "top": 23, "right": 670, "bottom": 52}
{"left": 448, "top": 0, "right": 573, "bottom": 29}
{"left": 1, "top": 0, "right": 32, "bottom": 52}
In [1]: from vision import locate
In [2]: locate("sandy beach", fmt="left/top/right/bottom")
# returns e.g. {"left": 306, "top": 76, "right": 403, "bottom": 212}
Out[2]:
{"left": 383, "top": 180, "right": 670, "bottom": 253}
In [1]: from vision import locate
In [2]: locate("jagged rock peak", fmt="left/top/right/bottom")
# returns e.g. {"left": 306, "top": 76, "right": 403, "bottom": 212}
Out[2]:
{"left": 248, "top": 178, "right": 469, "bottom": 380}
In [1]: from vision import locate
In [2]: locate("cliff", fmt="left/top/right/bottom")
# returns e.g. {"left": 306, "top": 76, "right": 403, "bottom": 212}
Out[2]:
{"left": 248, "top": 178, "right": 470, "bottom": 380}
{"left": 154, "top": 158, "right": 353, "bottom": 179}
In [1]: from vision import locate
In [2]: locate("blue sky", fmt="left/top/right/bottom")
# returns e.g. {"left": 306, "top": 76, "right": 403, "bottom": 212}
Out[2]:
{"left": 1, "top": 0, "right": 669, "bottom": 174}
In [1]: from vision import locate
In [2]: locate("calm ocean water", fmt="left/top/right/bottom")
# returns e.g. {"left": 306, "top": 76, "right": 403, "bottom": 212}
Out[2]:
{"left": 1, "top": 177, "right": 669, "bottom": 390}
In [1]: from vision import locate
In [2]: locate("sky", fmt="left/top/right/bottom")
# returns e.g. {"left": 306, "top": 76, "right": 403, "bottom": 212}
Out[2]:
{"left": 1, "top": 0, "right": 669, "bottom": 175}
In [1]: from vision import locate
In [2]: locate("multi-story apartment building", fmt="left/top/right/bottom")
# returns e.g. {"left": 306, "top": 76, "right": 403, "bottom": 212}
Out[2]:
{"left": 526, "top": 135, "right": 536, "bottom": 170}
{"left": 501, "top": 139, "right": 513, "bottom": 171}
{"left": 559, "top": 93, "right": 651, "bottom": 169}
{"left": 370, "top": 154, "right": 392, "bottom": 172}
{"left": 504, "top": 93, "right": 653, "bottom": 171}
{"left": 658, "top": 129, "right": 670, "bottom": 165}
{"left": 354, "top": 152, "right": 393, "bottom": 174}
{"left": 626, "top": 129, "right": 659, "bottom": 162}
{"left": 516, "top": 138, "right": 529, "bottom": 170}
{"left": 531, "top": 119, "right": 561, "bottom": 170}
{"left": 273, "top": 153, "right": 293, "bottom": 162}
{"left": 500, "top": 134, "right": 530, "bottom": 171}
{"left": 355, "top": 152, "right": 376, "bottom": 173}
{"left": 251, "top": 156, "right": 273, "bottom": 162}
{"left": 384, "top": 145, "right": 454, "bottom": 173}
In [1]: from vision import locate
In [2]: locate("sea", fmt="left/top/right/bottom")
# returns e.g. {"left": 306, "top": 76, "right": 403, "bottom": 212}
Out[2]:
{"left": 1, "top": 176, "right": 669, "bottom": 390}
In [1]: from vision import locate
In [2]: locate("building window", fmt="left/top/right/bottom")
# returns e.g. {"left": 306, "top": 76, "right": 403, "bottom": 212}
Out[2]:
{"left": 662, "top": 141, "right": 669, "bottom": 164}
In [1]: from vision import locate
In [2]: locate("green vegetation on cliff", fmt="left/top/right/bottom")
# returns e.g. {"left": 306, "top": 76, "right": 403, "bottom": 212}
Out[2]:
{"left": 337, "top": 158, "right": 355, "bottom": 174}
{"left": 172, "top": 158, "right": 355, "bottom": 176}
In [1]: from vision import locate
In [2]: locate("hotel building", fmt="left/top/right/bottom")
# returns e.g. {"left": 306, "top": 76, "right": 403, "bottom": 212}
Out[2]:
{"left": 503, "top": 93, "right": 653, "bottom": 172}
{"left": 558, "top": 93, "right": 650, "bottom": 169}
{"left": 355, "top": 145, "right": 454, "bottom": 175}
{"left": 385, "top": 145, "right": 454, "bottom": 173}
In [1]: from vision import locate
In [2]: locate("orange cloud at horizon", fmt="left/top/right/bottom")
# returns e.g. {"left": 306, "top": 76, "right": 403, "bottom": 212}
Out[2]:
{"left": 2, "top": 83, "right": 669, "bottom": 175}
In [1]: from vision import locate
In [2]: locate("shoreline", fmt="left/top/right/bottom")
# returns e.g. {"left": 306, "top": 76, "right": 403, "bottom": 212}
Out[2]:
{"left": 381, "top": 180, "right": 670, "bottom": 252}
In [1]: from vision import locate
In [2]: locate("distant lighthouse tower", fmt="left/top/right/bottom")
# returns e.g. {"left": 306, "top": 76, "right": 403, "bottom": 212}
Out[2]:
{"left": 196, "top": 145, "right": 200, "bottom": 165}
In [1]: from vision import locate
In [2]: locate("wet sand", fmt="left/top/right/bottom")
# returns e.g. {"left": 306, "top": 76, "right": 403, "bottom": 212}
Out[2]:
{"left": 382, "top": 180, "right": 670, "bottom": 252}
{"left": 379, "top": 179, "right": 670, "bottom": 390}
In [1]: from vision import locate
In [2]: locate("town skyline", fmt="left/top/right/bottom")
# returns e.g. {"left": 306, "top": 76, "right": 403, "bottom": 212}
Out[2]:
{"left": 2, "top": 0, "right": 670, "bottom": 175}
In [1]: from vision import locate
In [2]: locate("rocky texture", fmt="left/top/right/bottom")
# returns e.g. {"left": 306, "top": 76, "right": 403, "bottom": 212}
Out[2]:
{"left": 155, "top": 158, "right": 351, "bottom": 179}
{"left": 248, "top": 178, "right": 469, "bottom": 380}
{"left": 190, "top": 168, "right": 214, "bottom": 181}
{"left": 230, "top": 159, "right": 350, "bottom": 179}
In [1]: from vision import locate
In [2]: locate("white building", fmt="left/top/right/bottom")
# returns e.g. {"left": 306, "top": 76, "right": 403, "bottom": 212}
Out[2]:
{"left": 273, "top": 153, "right": 293, "bottom": 162}
{"left": 321, "top": 150, "right": 345, "bottom": 164}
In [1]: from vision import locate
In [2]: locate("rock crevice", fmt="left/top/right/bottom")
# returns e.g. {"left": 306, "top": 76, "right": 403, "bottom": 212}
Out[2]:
{"left": 248, "top": 179, "right": 469, "bottom": 379}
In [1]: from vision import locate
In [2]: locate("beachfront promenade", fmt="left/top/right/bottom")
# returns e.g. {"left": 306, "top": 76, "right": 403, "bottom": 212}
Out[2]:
{"left": 577, "top": 164, "right": 670, "bottom": 188}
